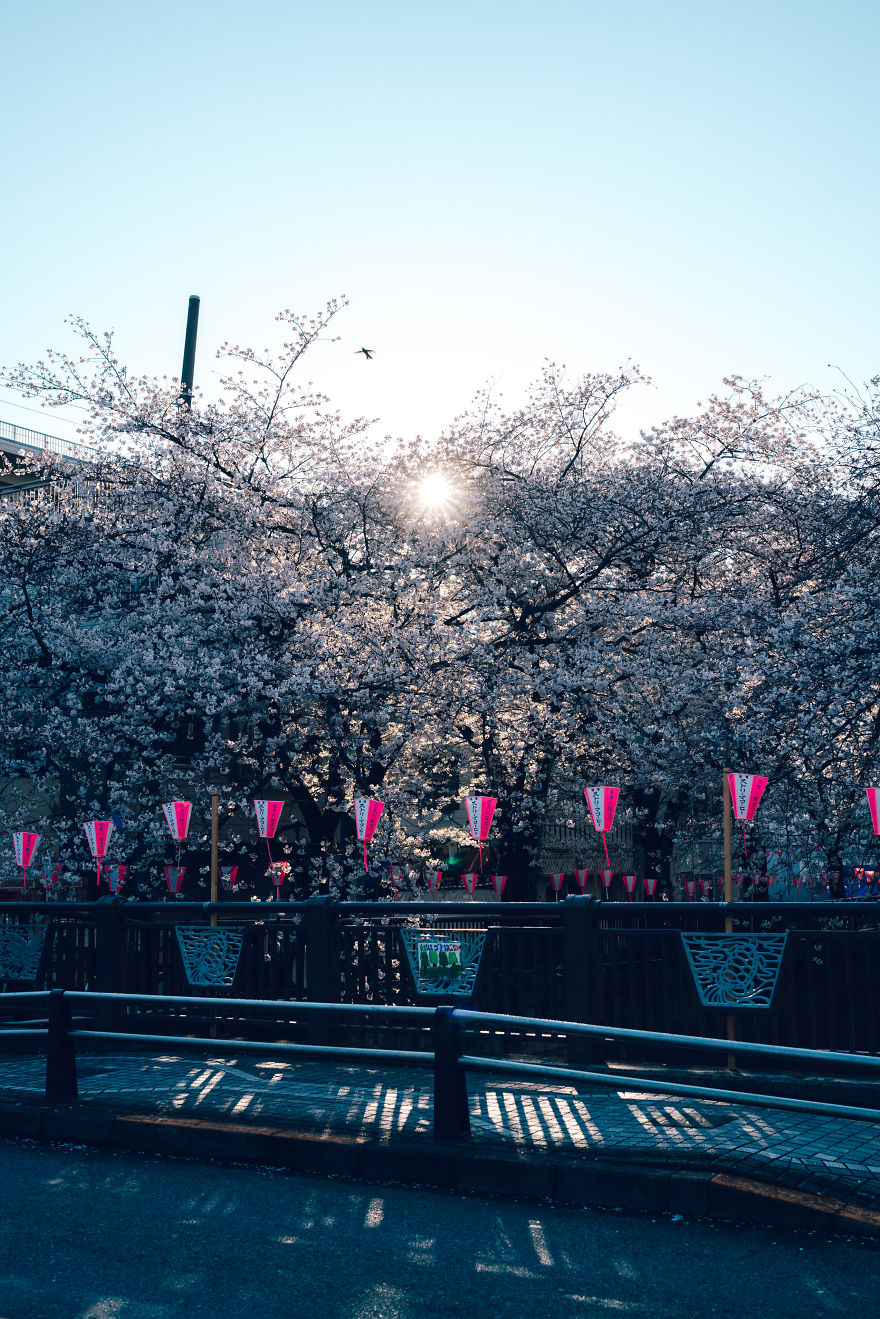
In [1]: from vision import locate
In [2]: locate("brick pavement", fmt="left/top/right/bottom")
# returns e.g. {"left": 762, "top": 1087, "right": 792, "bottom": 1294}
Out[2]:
{"left": 3, "top": 1049, "right": 880, "bottom": 1209}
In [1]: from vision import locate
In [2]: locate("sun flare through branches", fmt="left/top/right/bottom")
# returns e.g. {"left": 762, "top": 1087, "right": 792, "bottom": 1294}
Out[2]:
{"left": 418, "top": 472, "right": 452, "bottom": 509}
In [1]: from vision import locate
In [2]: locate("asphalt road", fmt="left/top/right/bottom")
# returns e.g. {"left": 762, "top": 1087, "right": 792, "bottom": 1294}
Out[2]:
{"left": 1, "top": 1138, "right": 879, "bottom": 1319}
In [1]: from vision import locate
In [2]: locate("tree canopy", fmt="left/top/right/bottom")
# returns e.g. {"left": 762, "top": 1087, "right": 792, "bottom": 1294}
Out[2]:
{"left": 2, "top": 306, "right": 879, "bottom": 897}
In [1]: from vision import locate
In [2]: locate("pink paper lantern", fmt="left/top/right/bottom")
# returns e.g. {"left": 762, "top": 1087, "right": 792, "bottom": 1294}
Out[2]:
{"left": 426, "top": 870, "right": 443, "bottom": 895}
{"left": 353, "top": 798, "right": 385, "bottom": 872}
{"left": 105, "top": 864, "right": 128, "bottom": 894}
{"left": 574, "top": 868, "right": 589, "bottom": 893}
{"left": 584, "top": 787, "right": 620, "bottom": 868}
{"left": 12, "top": 831, "right": 40, "bottom": 892}
{"left": 463, "top": 795, "right": 497, "bottom": 871}
{"left": 254, "top": 799, "right": 284, "bottom": 836}
{"left": 161, "top": 801, "right": 192, "bottom": 842}
{"left": 254, "top": 799, "right": 285, "bottom": 863}
{"left": 599, "top": 868, "right": 613, "bottom": 891}
{"left": 268, "top": 861, "right": 289, "bottom": 897}
{"left": 643, "top": 876, "right": 658, "bottom": 897}
{"left": 220, "top": 865, "right": 239, "bottom": 892}
{"left": 83, "top": 820, "right": 114, "bottom": 858}
{"left": 164, "top": 865, "right": 186, "bottom": 893}
{"left": 622, "top": 873, "right": 637, "bottom": 901}
{"left": 83, "top": 820, "right": 114, "bottom": 887}
{"left": 491, "top": 873, "right": 507, "bottom": 898}
{"left": 684, "top": 879, "right": 697, "bottom": 900}
{"left": 727, "top": 773, "right": 768, "bottom": 856}
{"left": 12, "top": 831, "right": 40, "bottom": 869}
{"left": 728, "top": 773, "right": 769, "bottom": 821}
{"left": 867, "top": 788, "right": 880, "bottom": 836}
{"left": 39, "top": 863, "right": 63, "bottom": 891}
{"left": 462, "top": 872, "right": 479, "bottom": 895}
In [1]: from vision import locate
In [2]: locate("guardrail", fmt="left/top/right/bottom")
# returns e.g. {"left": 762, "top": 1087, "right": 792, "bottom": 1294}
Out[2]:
{"left": 4, "top": 897, "right": 880, "bottom": 1053}
{"left": 0, "top": 420, "right": 83, "bottom": 459}
{"left": 2, "top": 990, "right": 880, "bottom": 1142}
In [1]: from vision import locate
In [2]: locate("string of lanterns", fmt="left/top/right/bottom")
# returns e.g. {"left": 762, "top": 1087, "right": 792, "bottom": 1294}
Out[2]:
{"left": 6, "top": 775, "right": 880, "bottom": 899}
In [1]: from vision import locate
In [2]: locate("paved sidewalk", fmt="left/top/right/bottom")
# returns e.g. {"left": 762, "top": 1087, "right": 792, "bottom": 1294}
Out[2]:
{"left": 3, "top": 1048, "right": 880, "bottom": 1231}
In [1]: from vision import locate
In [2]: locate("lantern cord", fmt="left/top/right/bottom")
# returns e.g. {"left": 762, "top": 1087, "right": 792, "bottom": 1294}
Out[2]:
{"left": 364, "top": 840, "right": 368, "bottom": 872}
{"left": 602, "top": 833, "right": 611, "bottom": 868}
{"left": 742, "top": 823, "right": 748, "bottom": 856}
{"left": 479, "top": 840, "right": 483, "bottom": 872}
{"left": 266, "top": 837, "right": 273, "bottom": 865}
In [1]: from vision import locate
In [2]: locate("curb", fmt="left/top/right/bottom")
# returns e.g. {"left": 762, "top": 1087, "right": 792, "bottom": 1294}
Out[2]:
{"left": 2, "top": 1098, "right": 879, "bottom": 1236}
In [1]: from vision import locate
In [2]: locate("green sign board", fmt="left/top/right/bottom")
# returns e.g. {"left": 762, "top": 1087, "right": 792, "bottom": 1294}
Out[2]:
{"left": 400, "top": 928, "right": 487, "bottom": 998}
{"left": 418, "top": 938, "right": 463, "bottom": 980}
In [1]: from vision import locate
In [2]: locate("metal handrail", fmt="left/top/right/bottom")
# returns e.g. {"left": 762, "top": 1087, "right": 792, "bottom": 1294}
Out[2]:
{"left": 2, "top": 898, "right": 875, "bottom": 914}
{"left": 63, "top": 990, "right": 435, "bottom": 1018}
{"left": 41, "top": 989, "right": 880, "bottom": 1070}
{"left": 67, "top": 1031, "right": 431, "bottom": 1066}
{"left": 454, "top": 1008, "right": 880, "bottom": 1074}
{"left": 3, "top": 989, "right": 880, "bottom": 1136}
{"left": 0, "top": 420, "right": 83, "bottom": 458}
{"left": 458, "top": 1055, "right": 880, "bottom": 1124}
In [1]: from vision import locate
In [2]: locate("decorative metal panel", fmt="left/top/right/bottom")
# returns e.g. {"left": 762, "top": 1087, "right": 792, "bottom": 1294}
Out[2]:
{"left": 0, "top": 923, "right": 48, "bottom": 983}
{"left": 400, "top": 928, "right": 487, "bottom": 998}
{"left": 681, "top": 933, "right": 787, "bottom": 1010}
{"left": 175, "top": 927, "right": 245, "bottom": 987}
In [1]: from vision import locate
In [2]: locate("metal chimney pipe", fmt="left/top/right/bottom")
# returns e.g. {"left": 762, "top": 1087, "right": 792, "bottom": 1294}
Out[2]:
{"left": 179, "top": 294, "right": 200, "bottom": 410}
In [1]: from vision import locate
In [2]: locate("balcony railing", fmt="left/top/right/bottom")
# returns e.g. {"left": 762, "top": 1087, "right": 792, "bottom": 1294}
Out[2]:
{"left": 0, "top": 419, "right": 83, "bottom": 459}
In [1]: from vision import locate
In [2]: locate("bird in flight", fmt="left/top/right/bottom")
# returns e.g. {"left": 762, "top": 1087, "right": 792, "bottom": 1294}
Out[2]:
{"left": 355, "top": 347, "right": 375, "bottom": 360}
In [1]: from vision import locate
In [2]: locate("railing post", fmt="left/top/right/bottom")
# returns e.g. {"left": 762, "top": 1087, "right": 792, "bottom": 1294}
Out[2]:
{"left": 303, "top": 896, "right": 338, "bottom": 1044}
{"left": 94, "top": 896, "right": 123, "bottom": 991}
{"left": 45, "top": 989, "right": 78, "bottom": 1103}
{"left": 93, "top": 896, "right": 123, "bottom": 1030}
{"left": 303, "top": 896, "right": 338, "bottom": 1004}
{"left": 433, "top": 1006, "right": 470, "bottom": 1140}
{"left": 563, "top": 894, "right": 604, "bottom": 1065}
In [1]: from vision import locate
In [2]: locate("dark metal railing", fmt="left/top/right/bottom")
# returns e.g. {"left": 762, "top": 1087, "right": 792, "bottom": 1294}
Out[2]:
{"left": 3, "top": 990, "right": 880, "bottom": 1144}
{"left": 4, "top": 897, "right": 880, "bottom": 1054}
{"left": 0, "top": 419, "right": 84, "bottom": 458}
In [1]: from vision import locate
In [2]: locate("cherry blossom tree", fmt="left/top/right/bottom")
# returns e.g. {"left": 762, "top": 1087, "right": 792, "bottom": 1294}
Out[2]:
{"left": 2, "top": 307, "right": 879, "bottom": 900}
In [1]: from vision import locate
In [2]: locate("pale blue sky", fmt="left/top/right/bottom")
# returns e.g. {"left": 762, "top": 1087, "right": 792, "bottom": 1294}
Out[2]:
{"left": 2, "top": 0, "right": 877, "bottom": 444}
